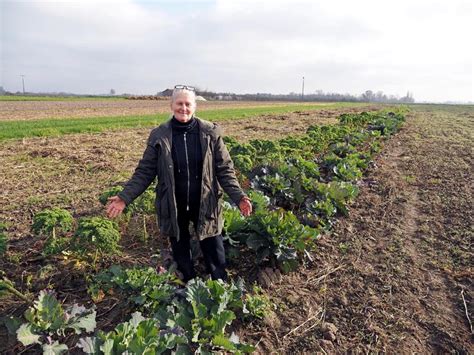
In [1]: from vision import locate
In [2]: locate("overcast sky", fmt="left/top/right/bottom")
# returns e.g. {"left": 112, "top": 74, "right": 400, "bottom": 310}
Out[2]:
{"left": 1, "top": 0, "right": 472, "bottom": 102}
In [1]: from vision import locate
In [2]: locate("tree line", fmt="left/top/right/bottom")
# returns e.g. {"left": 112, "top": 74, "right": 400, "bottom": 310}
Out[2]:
{"left": 194, "top": 89, "right": 415, "bottom": 103}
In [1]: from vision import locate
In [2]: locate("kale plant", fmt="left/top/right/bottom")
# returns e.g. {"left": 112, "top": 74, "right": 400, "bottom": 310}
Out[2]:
{"left": 7, "top": 290, "right": 96, "bottom": 354}
{"left": 78, "top": 312, "right": 187, "bottom": 355}
{"left": 31, "top": 208, "right": 74, "bottom": 256}
{"left": 73, "top": 217, "right": 121, "bottom": 255}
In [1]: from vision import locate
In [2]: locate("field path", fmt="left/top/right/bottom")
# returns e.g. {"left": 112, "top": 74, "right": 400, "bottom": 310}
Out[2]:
{"left": 249, "top": 105, "right": 473, "bottom": 352}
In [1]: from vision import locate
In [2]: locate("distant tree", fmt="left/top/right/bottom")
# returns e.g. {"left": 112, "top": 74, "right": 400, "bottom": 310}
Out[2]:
{"left": 110, "top": 89, "right": 116, "bottom": 96}
{"left": 399, "top": 91, "right": 415, "bottom": 103}
{"left": 0, "top": 86, "right": 5, "bottom": 94}
{"left": 361, "top": 90, "right": 375, "bottom": 102}
{"left": 375, "top": 91, "right": 387, "bottom": 102}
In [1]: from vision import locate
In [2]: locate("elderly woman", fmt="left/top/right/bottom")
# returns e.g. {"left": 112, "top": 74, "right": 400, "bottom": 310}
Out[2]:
{"left": 106, "top": 85, "right": 252, "bottom": 281}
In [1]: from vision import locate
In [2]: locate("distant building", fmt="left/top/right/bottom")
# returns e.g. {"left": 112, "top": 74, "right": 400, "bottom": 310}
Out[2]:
{"left": 157, "top": 89, "right": 173, "bottom": 97}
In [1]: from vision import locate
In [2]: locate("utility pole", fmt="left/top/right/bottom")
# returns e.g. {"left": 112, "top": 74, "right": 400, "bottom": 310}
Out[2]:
{"left": 301, "top": 76, "right": 305, "bottom": 100}
{"left": 20, "top": 75, "right": 25, "bottom": 94}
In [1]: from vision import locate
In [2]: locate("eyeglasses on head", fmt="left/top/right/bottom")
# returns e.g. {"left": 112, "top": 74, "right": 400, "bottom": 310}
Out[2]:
{"left": 174, "top": 85, "right": 196, "bottom": 92}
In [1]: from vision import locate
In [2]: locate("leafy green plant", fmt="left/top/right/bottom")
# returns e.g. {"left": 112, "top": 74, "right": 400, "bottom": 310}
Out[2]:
{"left": 247, "top": 190, "right": 270, "bottom": 212}
{"left": 42, "top": 237, "right": 70, "bottom": 256}
{"left": 232, "top": 154, "right": 254, "bottom": 174}
{"left": 8, "top": 290, "right": 95, "bottom": 354}
{"left": 171, "top": 278, "right": 255, "bottom": 353}
{"left": 243, "top": 207, "right": 319, "bottom": 273}
{"left": 73, "top": 217, "right": 121, "bottom": 255}
{"left": 316, "top": 181, "right": 359, "bottom": 215}
{"left": 89, "top": 265, "right": 179, "bottom": 313}
{"left": 32, "top": 208, "right": 74, "bottom": 256}
{"left": 78, "top": 312, "right": 187, "bottom": 355}
{"left": 338, "top": 111, "right": 373, "bottom": 126}
{"left": 88, "top": 271, "right": 255, "bottom": 354}
{"left": 305, "top": 181, "right": 360, "bottom": 228}
{"left": 32, "top": 208, "right": 74, "bottom": 238}
{"left": 100, "top": 185, "right": 155, "bottom": 241}
{"left": 223, "top": 202, "right": 247, "bottom": 246}
{"left": 244, "top": 285, "right": 272, "bottom": 319}
{"left": 224, "top": 109, "right": 405, "bottom": 272}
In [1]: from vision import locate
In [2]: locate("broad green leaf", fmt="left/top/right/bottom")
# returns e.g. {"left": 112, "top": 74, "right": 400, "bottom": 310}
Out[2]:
{"left": 42, "top": 341, "right": 68, "bottom": 355}
{"left": 237, "top": 342, "right": 257, "bottom": 353}
{"left": 1, "top": 316, "right": 22, "bottom": 334}
{"left": 68, "top": 303, "right": 86, "bottom": 318}
{"left": 100, "top": 339, "right": 114, "bottom": 355}
{"left": 212, "top": 334, "right": 237, "bottom": 351}
{"left": 212, "top": 310, "right": 236, "bottom": 335}
{"left": 174, "top": 343, "right": 192, "bottom": 355}
{"left": 17, "top": 323, "right": 41, "bottom": 346}
{"left": 278, "top": 259, "right": 299, "bottom": 274}
{"left": 186, "top": 279, "right": 212, "bottom": 317}
{"left": 129, "top": 311, "right": 145, "bottom": 328}
{"left": 68, "top": 309, "right": 96, "bottom": 334}
{"left": 34, "top": 290, "right": 65, "bottom": 331}
{"left": 77, "top": 337, "right": 100, "bottom": 354}
{"left": 246, "top": 233, "right": 270, "bottom": 250}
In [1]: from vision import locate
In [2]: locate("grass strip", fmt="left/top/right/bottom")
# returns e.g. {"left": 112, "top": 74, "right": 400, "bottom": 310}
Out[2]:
{"left": 0, "top": 102, "right": 366, "bottom": 141}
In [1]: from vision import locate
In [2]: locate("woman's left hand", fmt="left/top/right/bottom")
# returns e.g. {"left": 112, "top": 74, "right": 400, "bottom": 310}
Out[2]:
{"left": 239, "top": 197, "right": 253, "bottom": 217}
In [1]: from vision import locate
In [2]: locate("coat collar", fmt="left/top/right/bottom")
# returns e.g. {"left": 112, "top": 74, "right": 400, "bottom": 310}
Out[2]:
{"left": 156, "top": 116, "right": 218, "bottom": 139}
{"left": 151, "top": 116, "right": 219, "bottom": 151}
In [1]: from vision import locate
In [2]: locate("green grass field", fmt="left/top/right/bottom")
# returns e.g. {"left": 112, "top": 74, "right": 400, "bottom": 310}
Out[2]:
{"left": 0, "top": 102, "right": 368, "bottom": 141}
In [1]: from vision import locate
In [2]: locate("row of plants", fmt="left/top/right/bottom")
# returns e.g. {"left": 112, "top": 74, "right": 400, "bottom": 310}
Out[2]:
{"left": 222, "top": 109, "right": 406, "bottom": 271}
{"left": 3, "top": 265, "right": 270, "bottom": 354}
{"left": 84, "top": 265, "right": 268, "bottom": 354}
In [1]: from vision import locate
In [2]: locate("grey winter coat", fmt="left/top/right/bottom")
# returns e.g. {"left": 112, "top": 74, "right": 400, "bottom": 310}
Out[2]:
{"left": 118, "top": 117, "right": 246, "bottom": 241}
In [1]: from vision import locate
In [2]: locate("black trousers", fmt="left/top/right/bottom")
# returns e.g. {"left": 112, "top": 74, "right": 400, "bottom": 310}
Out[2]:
{"left": 170, "top": 206, "right": 227, "bottom": 282}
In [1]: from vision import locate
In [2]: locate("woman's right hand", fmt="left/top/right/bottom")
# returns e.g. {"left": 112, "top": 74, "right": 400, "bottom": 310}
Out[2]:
{"left": 106, "top": 196, "right": 126, "bottom": 218}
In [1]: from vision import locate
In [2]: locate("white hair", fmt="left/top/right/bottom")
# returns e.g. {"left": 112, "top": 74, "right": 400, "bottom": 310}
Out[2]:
{"left": 171, "top": 88, "right": 196, "bottom": 103}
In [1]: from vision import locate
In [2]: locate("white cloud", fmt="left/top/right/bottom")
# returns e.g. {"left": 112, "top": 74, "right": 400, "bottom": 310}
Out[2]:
{"left": 1, "top": 0, "right": 472, "bottom": 102}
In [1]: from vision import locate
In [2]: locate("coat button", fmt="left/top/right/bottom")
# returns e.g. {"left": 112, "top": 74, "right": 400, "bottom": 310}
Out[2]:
{"left": 168, "top": 165, "right": 172, "bottom": 169}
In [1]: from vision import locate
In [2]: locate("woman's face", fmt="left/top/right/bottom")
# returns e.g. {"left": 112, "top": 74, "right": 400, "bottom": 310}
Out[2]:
{"left": 171, "top": 92, "right": 196, "bottom": 122}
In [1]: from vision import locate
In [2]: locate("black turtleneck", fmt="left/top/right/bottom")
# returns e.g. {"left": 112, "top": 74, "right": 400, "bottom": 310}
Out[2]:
{"left": 171, "top": 117, "right": 203, "bottom": 213}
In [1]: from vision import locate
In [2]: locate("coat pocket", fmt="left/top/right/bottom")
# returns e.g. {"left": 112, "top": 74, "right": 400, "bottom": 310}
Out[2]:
{"left": 205, "top": 191, "right": 217, "bottom": 220}
{"left": 156, "top": 185, "right": 170, "bottom": 219}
